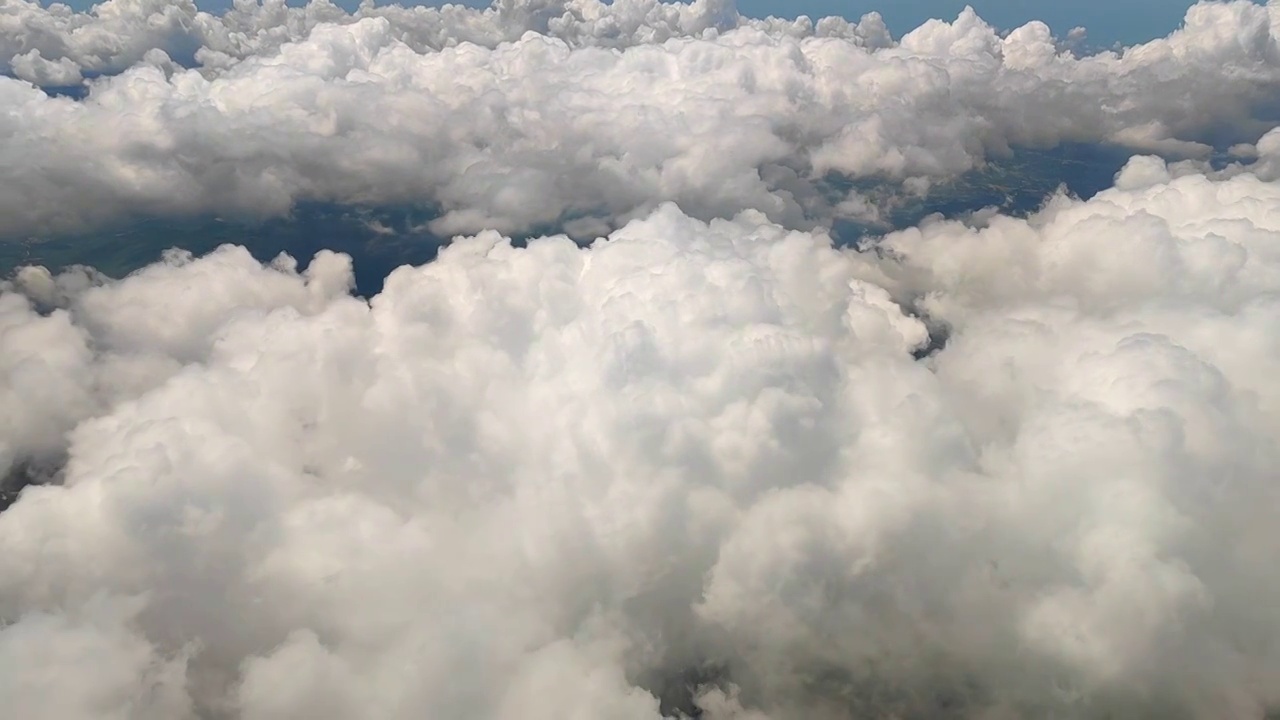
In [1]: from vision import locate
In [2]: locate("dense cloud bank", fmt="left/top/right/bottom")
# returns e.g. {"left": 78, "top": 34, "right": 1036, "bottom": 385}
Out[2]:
{"left": 6, "top": 1, "right": 1280, "bottom": 718}
{"left": 4, "top": 165, "right": 1280, "bottom": 718}
{"left": 1, "top": 0, "right": 890, "bottom": 83}
{"left": 3, "top": 1, "right": 1280, "bottom": 239}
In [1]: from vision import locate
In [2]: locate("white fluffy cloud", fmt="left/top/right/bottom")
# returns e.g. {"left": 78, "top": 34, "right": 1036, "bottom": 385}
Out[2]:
{"left": 6, "top": 1, "right": 1280, "bottom": 717}
{"left": 2, "top": 1, "right": 1280, "bottom": 239}
{"left": 4, "top": 166, "right": 1280, "bottom": 717}
{"left": 0, "top": 0, "right": 886, "bottom": 83}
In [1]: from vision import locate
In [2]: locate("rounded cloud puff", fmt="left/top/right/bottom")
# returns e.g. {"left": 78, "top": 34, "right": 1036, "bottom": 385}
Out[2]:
{"left": 4, "top": 167, "right": 1280, "bottom": 718}
{"left": 2, "top": 1, "right": 1280, "bottom": 240}
{"left": 0, "top": 0, "right": 886, "bottom": 82}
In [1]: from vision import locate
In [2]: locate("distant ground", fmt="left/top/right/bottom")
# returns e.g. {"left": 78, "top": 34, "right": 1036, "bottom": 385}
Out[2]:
{"left": 829, "top": 142, "right": 1145, "bottom": 245}
{"left": 0, "top": 142, "right": 1154, "bottom": 297}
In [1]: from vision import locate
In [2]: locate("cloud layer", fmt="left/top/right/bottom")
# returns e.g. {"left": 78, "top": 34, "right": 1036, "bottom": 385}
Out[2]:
{"left": 5, "top": 164, "right": 1280, "bottom": 717}
{"left": 4, "top": 0, "right": 884, "bottom": 83}
{"left": 3, "top": 0, "right": 1280, "bottom": 240}
{"left": 6, "top": 2, "right": 1280, "bottom": 718}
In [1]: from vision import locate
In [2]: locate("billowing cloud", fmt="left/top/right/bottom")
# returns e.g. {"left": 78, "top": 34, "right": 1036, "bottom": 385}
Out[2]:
{"left": 6, "top": 2, "right": 1280, "bottom": 717}
{"left": 1148, "top": 124, "right": 1280, "bottom": 187}
{"left": 0, "top": 0, "right": 886, "bottom": 83}
{"left": 2, "top": 1, "right": 1280, "bottom": 240}
{"left": 4, "top": 164, "right": 1280, "bottom": 717}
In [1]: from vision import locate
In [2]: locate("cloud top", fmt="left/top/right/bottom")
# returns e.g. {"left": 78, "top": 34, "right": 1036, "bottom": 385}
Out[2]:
{"left": 6, "top": 2, "right": 1280, "bottom": 718}
{"left": 1, "top": 1, "right": 1280, "bottom": 240}
{"left": 5, "top": 167, "right": 1280, "bottom": 717}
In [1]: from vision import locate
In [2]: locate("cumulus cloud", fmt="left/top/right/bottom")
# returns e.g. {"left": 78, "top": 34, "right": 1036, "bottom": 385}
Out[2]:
{"left": 1145, "top": 123, "right": 1280, "bottom": 188}
{"left": 0, "top": 0, "right": 885, "bottom": 82}
{"left": 2, "top": 1, "right": 1280, "bottom": 239}
{"left": 6, "top": 1, "right": 1280, "bottom": 717}
{"left": 4, "top": 166, "right": 1280, "bottom": 717}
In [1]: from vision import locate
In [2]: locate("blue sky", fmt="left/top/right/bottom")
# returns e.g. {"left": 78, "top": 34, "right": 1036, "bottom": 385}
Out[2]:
{"left": 49, "top": 0, "right": 1223, "bottom": 48}
{"left": 747, "top": 0, "right": 1209, "bottom": 47}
